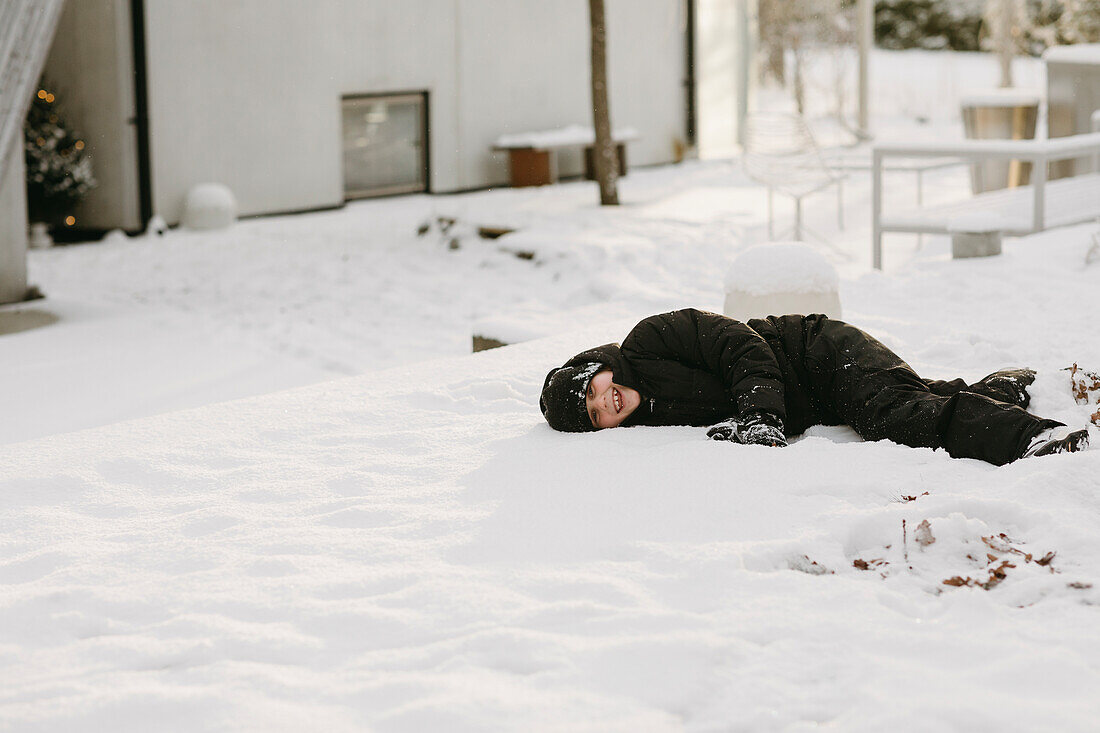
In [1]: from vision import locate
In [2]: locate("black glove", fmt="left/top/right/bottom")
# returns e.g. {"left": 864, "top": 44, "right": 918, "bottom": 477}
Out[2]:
{"left": 707, "top": 412, "right": 787, "bottom": 447}
{"left": 706, "top": 418, "right": 740, "bottom": 442}
{"left": 740, "top": 412, "right": 788, "bottom": 447}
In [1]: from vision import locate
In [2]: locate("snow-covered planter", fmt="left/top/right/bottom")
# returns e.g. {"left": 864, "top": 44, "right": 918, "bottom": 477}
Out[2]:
{"left": 959, "top": 88, "right": 1041, "bottom": 192}
{"left": 723, "top": 243, "right": 841, "bottom": 320}
{"left": 182, "top": 183, "right": 237, "bottom": 230}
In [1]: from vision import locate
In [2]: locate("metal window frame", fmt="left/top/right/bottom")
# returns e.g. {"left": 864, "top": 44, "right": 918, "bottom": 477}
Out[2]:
{"left": 341, "top": 90, "right": 430, "bottom": 199}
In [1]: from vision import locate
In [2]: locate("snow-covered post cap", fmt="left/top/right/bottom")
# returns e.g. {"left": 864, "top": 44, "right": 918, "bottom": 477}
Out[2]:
{"left": 947, "top": 213, "right": 1004, "bottom": 234}
{"left": 948, "top": 214, "right": 1003, "bottom": 259}
{"left": 182, "top": 183, "right": 237, "bottom": 231}
{"left": 723, "top": 243, "right": 841, "bottom": 321}
{"left": 958, "top": 89, "right": 1042, "bottom": 109}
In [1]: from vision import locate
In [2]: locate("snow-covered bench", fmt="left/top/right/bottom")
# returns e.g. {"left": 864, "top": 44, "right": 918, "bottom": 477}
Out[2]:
{"left": 492, "top": 125, "right": 638, "bottom": 187}
{"left": 872, "top": 131, "right": 1100, "bottom": 269}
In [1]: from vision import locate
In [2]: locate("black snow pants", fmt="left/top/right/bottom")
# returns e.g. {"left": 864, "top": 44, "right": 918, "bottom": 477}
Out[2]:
{"left": 800, "top": 319, "right": 1059, "bottom": 466}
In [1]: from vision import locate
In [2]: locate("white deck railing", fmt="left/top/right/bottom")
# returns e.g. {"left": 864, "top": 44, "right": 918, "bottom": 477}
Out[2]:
{"left": 872, "top": 131, "right": 1100, "bottom": 269}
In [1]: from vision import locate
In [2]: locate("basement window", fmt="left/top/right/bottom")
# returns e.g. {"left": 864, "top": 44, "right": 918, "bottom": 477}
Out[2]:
{"left": 341, "top": 92, "right": 428, "bottom": 198}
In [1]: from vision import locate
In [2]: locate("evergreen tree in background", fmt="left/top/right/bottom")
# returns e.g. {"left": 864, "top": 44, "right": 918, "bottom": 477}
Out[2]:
{"left": 24, "top": 82, "right": 96, "bottom": 228}
{"left": 873, "top": 0, "right": 1100, "bottom": 53}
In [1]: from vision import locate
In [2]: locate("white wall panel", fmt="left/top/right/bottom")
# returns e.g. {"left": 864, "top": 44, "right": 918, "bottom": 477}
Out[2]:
{"left": 605, "top": 0, "right": 690, "bottom": 164}
{"left": 328, "top": 0, "right": 460, "bottom": 195}
{"left": 455, "top": 0, "right": 589, "bottom": 188}
{"left": 695, "top": 0, "right": 756, "bottom": 159}
{"left": 456, "top": 0, "right": 687, "bottom": 189}
{"left": 145, "top": 1, "right": 343, "bottom": 222}
{"left": 43, "top": 0, "right": 140, "bottom": 230}
{"left": 50, "top": 0, "right": 691, "bottom": 226}
{"left": 0, "top": 145, "right": 28, "bottom": 303}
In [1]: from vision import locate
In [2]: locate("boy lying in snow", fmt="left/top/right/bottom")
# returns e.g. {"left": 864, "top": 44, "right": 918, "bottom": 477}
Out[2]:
{"left": 539, "top": 309, "right": 1090, "bottom": 466}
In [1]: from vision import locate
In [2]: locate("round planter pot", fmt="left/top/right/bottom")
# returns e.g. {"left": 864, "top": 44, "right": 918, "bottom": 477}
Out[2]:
{"left": 960, "top": 88, "right": 1040, "bottom": 193}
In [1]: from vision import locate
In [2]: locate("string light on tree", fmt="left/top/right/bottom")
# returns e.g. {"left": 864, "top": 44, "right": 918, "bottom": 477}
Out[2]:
{"left": 24, "top": 80, "right": 96, "bottom": 234}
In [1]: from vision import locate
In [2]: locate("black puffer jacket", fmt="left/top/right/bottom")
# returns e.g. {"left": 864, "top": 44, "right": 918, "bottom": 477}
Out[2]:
{"left": 555, "top": 308, "right": 833, "bottom": 435}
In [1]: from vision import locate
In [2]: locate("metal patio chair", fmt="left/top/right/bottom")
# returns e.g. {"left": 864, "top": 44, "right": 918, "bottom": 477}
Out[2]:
{"left": 742, "top": 111, "right": 845, "bottom": 243}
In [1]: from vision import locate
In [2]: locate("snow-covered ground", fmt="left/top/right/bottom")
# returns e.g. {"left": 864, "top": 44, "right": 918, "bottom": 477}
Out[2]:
{"left": 2, "top": 49, "right": 1099, "bottom": 731}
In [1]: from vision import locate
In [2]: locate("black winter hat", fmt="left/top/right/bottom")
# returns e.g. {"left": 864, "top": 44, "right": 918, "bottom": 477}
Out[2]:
{"left": 540, "top": 361, "right": 603, "bottom": 432}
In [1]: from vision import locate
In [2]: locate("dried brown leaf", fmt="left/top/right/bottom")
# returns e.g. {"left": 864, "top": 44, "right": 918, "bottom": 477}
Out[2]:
{"left": 853, "top": 559, "right": 869, "bottom": 570}
{"left": 1036, "top": 551, "right": 1056, "bottom": 567}
{"left": 1067, "top": 582, "right": 1093, "bottom": 590}
{"left": 943, "top": 576, "right": 971, "bottom": 587}
{"left": 1069, "top": 363, "right": 1100, "bottom": 405}
{"left": 790, "top": 555, "right": 832, "bottom": 575}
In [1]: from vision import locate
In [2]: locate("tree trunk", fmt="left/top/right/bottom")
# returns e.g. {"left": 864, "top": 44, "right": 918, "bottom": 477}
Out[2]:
{"left": 792, "top": 50, "right": 806, "bottom": 116}
{"left": 766, "top": 44, "right": 786, "bottom": 85}
{"left": 588, "top": 0, "right": 619, "bottom": 205}
{"left": 986, "top": 0, "right": 1015, "bottom": 87}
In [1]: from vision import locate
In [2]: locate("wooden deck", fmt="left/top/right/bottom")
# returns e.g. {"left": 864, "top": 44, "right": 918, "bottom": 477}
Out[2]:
{"left": 872, "top": 131, "right": 1100, "bottom": 268}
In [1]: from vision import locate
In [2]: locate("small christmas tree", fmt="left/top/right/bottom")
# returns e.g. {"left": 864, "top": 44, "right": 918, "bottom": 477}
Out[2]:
{"left": 24, "top": 82, "right": 96, "bottom": 228}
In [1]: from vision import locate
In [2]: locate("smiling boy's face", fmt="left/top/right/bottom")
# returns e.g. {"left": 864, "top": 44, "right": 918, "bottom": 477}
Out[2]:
{"left": 585, "top": 370, "right": 641, "bottom": 429}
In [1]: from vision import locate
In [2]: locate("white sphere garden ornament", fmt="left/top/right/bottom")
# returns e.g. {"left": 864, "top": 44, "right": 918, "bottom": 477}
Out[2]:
{"left": 723, "top": 242, "right": 841, "bottom": 320}
{"left": 182, "top": 183, "right": 237, "bottom": 231}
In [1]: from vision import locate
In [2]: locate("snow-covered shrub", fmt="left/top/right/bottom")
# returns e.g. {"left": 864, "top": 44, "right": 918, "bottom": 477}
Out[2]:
{"left": 1016, "top": 0, "right": 1100, "bottom": 53}
{"left": 875, "top": 0, "right": 984, "bottom": 51}
{"left": 875, "top": 0, "right": 1100, "bottom": 55}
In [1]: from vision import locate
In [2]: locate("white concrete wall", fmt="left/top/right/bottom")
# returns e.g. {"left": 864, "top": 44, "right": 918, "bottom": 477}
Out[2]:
{"left": 1047, "top": 56, "right": 1100, "bottom": 175}
{"left": 456, "top": 0, "right": 689, "bottom": 187}
{"left": 49, "top": 0, "right": 690, "bottom": 227}
{"left": 0, "top": 146, "right": 28, "bottom": 304}
{"left": 695, "top": 0, "right": 756, "bottom": 159}
{"left": 43, "top": 0, "right": 141, "bottom": 231}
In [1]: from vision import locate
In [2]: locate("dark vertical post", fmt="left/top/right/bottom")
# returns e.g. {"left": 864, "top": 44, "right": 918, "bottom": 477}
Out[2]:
{"left": 422, "top": 91, "right": 431, "bottom": 193}
{"left": 129, "top": 0, "right": 153, "bottom": 229}
{"left": 685, "top": 0, "right": 696, "bottom": 147}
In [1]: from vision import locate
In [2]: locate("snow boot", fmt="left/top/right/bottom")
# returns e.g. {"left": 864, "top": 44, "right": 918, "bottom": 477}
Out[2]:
{"left": 972, "top": 367, "right": 1036, "bottom": 409}
{"left": 1022, "top": 426, "right": 1090, "bottom": 458}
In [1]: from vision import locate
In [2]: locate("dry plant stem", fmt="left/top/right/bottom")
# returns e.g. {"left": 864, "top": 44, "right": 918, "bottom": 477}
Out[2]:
{"left": 902, "top": 518, "right": 910, "bottom": 567}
